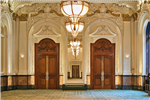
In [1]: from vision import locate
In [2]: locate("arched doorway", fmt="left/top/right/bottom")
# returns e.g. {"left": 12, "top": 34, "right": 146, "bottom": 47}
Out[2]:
{"left": 146, "top": 22, "right": 150, "bottom": 74}
{"left": 35, "top": 38, "right": 59, "bottom": 89}
{"left": 90, "top": 38, "right": 115, "bottom": 89}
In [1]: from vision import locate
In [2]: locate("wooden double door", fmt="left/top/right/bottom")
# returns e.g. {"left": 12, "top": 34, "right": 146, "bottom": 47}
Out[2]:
{"left": 91, "top": 39, "right": 115, "bottom": 89}
{"left": 72, "top": 65, "right": 79, "bottom": 78}
{"left": 35, "top": 38, "right": 59, "bottom": 89}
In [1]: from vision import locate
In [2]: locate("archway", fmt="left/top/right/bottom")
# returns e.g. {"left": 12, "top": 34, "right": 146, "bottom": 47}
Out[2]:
{"left": 83, "top": 18, "right": 122, "bottom": 85}
{"left": 28, "top": 18, "right": 68, "bottom": 87}
{"left": 138, "top": 11, "right": 149, "bottom": 75}
{"left": 1, "top": 11, "right": 13, "bottom": 75}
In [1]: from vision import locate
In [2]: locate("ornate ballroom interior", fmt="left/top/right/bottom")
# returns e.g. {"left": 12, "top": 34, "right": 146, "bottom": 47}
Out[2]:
{"left": 1, "top": 0, "right": 150, "bottom": 99}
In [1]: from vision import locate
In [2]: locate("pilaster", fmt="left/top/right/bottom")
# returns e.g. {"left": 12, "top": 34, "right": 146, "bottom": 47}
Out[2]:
{"left": 18, "top": 21, "right": 27, "bottom": 75}
{"left": 123, "top": 21, "right": 131, "bottom": 75}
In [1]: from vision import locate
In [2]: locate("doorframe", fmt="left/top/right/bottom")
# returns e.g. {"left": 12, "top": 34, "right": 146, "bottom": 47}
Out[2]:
{"left": 90, "top": 38, "right": 115, "bottom": 89}
{"left": 35, "top": 38, "right": 59, "bottom": 89}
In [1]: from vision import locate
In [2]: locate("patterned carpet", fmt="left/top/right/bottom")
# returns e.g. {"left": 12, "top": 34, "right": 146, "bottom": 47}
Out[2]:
{"left": 1, "top": 90, "right": 150, "bottom": 100}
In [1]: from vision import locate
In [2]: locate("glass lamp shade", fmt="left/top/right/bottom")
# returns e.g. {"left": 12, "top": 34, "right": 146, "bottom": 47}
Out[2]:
{"left": 66, "top": 21, "right": 84, "bottom": 38}
{"left": 61, "top": 1, "right": 89, "bottom": 23}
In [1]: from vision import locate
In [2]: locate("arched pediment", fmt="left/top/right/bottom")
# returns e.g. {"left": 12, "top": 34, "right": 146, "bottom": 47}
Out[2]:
{"left": 89, "top": 26, "right": 117, "bottom": 37}
{"left": 33, "top": 25, "right": 61, "bottom": 37}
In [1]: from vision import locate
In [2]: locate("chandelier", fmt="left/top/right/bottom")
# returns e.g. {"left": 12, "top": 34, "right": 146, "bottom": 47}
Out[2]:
{"left": 66, "top": 21, "right": 84, "bottom": 38}
{"left": 61, "top": 0, "right": 89, "bottom": 23}
{"left": 70, "top": 39, "right": 80, "bottom": 59}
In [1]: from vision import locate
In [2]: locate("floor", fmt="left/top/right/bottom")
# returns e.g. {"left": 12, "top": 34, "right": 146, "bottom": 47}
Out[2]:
{"left": 1, "top": 90, "right": 150, "bottom": 100}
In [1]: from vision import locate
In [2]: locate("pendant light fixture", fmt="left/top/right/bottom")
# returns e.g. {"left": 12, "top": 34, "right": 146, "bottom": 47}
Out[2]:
{"left": 61, "top": 0, "right": 89, "bottom": 23}
{"left": 70, "top": 39, "right": 80, "bottom": 59}
{"left": 66, "top": 21, "right": 84, "bottom": 38}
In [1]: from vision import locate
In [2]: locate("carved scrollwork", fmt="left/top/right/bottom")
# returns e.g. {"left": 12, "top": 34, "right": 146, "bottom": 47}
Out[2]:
{"left": 94, "top": 74, "right": 101, "bottom": 79}
{"left": 94, "top": 41, "right": 112, "bottom": 52}
{"left": 38, "top": 42, "right": 56, "bottom": 52}
{"left": 104, "top": 74, "right": 110, "bottom": 78}
{"left": 40, "top": 75, "right": 46, "bottom": 79}
{"left": 49, "top": 74, "right": 55, "bottom": 78}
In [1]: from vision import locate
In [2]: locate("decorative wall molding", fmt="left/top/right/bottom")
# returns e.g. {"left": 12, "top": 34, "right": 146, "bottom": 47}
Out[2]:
{"left": 82, "top": 12, "right": 124, "bottom": 35}
{"left": 89, "top": 26, "right": 117, "bottom": 37}
{"left": 33, "top": 25, "right": 61, "bottom": 37}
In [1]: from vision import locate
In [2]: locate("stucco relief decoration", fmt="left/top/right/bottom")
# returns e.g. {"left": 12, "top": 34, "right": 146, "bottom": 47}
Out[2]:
{"left": 26, "top": 3, "right": 66, "bottom": 33}
{"left": 81, "top": 3, "right": 123, "bottom": 33}
{"left": 33, "top": 25, "right": 61, "bottom": 37}
{"left": 89, "top": 26, "right": 117, "bottom": 37}
{"left": 99, "top": 3, "right": 107, "bottom": 13}
{"left": 44, "top": 4, "right": 52, "bottom": 13}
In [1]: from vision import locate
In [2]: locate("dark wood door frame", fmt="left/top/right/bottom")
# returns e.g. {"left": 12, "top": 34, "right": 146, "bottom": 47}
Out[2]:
{"left": 35, "top": 38, "right": 59, "bottom": 89}
{"left": 90, "top": 38, "right": 115, "bottom": 89}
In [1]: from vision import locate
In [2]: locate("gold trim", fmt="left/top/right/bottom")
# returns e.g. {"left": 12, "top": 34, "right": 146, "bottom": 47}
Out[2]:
{"left": 87, "top": 10, "right": 100, "bottom": 17}
{"left": 13, "top": 13, "right": 28, "bottom": 21}
{"left": 122, "top": 14, "right": 132, "bottom": 21}
{"left": 31, "top": 10, "right": 44, "bottom": 17}
{"left": 87, "top": 9, "right": 138, "bottom": 21}
{"left": 18, "top": 14, "right": 28, "bottom": 21}
{"left": 31, "top": 10, "right": 63, "bottom": 17}
{"left": 107, "top": 10, "right": 120, "bottom": 17}
{"left": 13, "top": 13, "right": 17, "bottom": 21}
{"left": 8, "top": 3, "right": 13, "bottom": 13}
{"left": 132, "top": 13, "right": 138, "bottom": 21}
{"left": 51, "top": 10, "right": 63, "bottom": 17}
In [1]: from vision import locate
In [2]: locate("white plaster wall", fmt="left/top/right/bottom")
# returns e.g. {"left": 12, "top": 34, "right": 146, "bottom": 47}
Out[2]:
{"left": 123, "top": 21, "right": 131, "bottom": 75}
{"left": 13, "top": 17, "right": 19, "bottom": 74}
{"left": 18, "top": 21, "right": 28, "bottom": 75}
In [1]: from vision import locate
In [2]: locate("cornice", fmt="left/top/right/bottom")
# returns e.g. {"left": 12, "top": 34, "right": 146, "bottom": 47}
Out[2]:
{"left": 13, "top": 9, "right": 137, "bottom": 22}
{"left": 7, "top": 0, "right": 142, "bottom": 2}
{"left": 31, "top": 10, "right": 63, "bottom": 17}
{"left": 87, "top": 9, "right": 137, "bottom": 21}
{"left": 3, "top": 0, "right": 150, "bottom": 13}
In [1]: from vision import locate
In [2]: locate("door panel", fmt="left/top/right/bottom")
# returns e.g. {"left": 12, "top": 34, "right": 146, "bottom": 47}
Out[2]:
{"left": 37, "top": 55, "right": 46, "bottom": 89}
{"left": 48, "top": 56, "right": 57, "bottom": 89}
{"left": 72, "top": 66, "right": 76, "bottom": 78}
{"left": 76, "top": 66, "right": 79, "bottom": 78}
{"left": 104, "top": 56, "right": 112, "bottom": 89}
{"left": 93, "top": 56, "right": 101, "bottom": 89}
